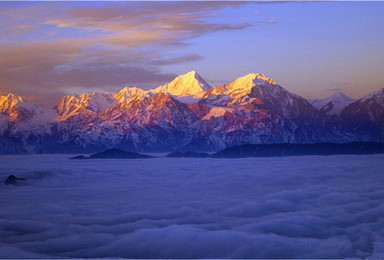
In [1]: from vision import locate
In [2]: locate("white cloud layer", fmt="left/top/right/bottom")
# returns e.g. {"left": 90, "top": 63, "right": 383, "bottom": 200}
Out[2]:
{"left": 1, "top": 154, "right": 384, "bottom": 258}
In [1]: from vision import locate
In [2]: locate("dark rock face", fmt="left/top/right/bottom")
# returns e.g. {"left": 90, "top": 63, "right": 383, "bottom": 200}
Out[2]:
{"left": 90, "top": 148, "right": 152, "bottom": 159}
{"left": 5, "top": 175, "right": 27, "bottom": 186}
{"left": 166, "top": 151, "right": 210, "bottom": 158}
{"left": 340, "top": 89, "right": 384, "bottom": 142}
{"left": 69, "top": 155, "right": 87, "bottom": 160}
{"left": 69, "top": 148, "right": 152, "bottom": 159}
{"left": 212, "top": 142, "right": 384, "bottom": 158}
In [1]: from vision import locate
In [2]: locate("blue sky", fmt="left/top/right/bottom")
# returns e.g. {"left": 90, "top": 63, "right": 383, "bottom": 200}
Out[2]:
{"left": 0, "top": 1, "right": 383, "bottom": 106}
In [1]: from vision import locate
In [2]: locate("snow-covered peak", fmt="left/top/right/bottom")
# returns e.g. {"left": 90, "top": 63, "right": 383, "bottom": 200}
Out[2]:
{"left": 0, "top": 93, "right": 23, "bottom": 113}
{"left": 229, "top": 73, "right": 276, "bottom": 88}
{"left": 340, "top": 88, "right": 384, "bottom": 122}
{"left": 86, "top": 92, "right": 116, "bottom": 112}
{"left": 361, "top": 88, "right": 384, "bottom": 103}
{"left": 154, "top": 71, "right": 211, "bottom": 96}
{"left": 311, "top": 92, "right": 355, "bottom": 115}
{"left": 224, "top": 73, "right": 277, "bottom": 97}
{"left": 0, "top": 93, "right": 56, "bottom": 124}
{"left": 235, "top": 73, "right": 276, "bottom": 86}
{"left": 332, "top": 91, "right": 349, "bottom": 98}
{"left": 114, "top": 87, "right": 148, "bottom": 102}
{"left": 57, "top": 92, "right": 116, "bottom": 121}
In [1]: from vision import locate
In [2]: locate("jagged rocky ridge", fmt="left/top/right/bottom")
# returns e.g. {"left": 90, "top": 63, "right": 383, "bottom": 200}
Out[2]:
{"left": 1, "top": 71, "right": 384, "bottom": 154}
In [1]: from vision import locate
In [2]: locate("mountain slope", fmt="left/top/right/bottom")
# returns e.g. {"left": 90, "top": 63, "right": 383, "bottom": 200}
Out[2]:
{"left": 311, "top": 92, "right": 355, "bottom": 116}
{"left": 2, "top": 72, "right": 384, "bottom": 154}
{"left": 57, "top": 92, "right": 116, "bottom": 121}
{"left": 340, "top": 88, "right": 384, "bottom": 141}
{"left": 183, "top": 73, "right": 329, "bottom": 151}
{"left": 113, "top": 87, "right": 149, "bottom": 102}
{"left": 88, "top": 92, "right": 200, "bottom": 152}
{"left": 0, "top": 94, "right": 57, "bottom": 153}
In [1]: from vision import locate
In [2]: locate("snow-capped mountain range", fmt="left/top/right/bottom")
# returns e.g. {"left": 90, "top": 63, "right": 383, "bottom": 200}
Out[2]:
{"left": 1, "top": 71, "right": 384, "bottom": 154}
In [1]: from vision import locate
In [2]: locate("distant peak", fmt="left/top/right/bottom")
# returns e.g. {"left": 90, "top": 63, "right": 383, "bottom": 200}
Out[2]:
{"left": 311, "top": 91, "right": 355, "bottom": 115}
{"left": 119, "top": 86, "right": 146, "bottom": 94}
{"left": 361, "top": 88, "right": 384, "bottom": 101}
{"left": 332, "top": 91, "right": 348, "bottom": 97}
{"left": 119, "top": 86, "right": 140, "bottom": 92}
{"left": 0, "top": 94, "right": 23, "bottom": 109}
{"left": 185, "top": 70, "right": 198, "bottom": 76}
{"left": 229, "top": 73, "right": 277, "bottom": 90}
{"left": 244, "top": 73, "right": 276, "bottom": 84}
{"left": 155, "top": 70, "right": 211, "bottom": 96}
{"left": 370, "top": 88, "right": 384, "bottom": 95}
{"left": 325, "top": 92, "right": 355, "bottom": 103}
{"left": 114, "top": 86, "right": 147, "bottom": 102}
{"left": 315, "top": 92, "right": 355, "bottom": 103}
{"left": 246, "top": 72, "right": 265, "bottom": 77}
{"left": 3, "top": 93, "right": 23, "bottom": 101}
{"left": 0, "top": 93, "right": 26, "bottom": 116}
{"left": 175, "top": 71, "right": 205, "bottom": 82}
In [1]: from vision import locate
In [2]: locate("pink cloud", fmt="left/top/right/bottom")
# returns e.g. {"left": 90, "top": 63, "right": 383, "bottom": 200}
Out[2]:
{"left": 0, "top": 2, "right": 251, "bottom": 106}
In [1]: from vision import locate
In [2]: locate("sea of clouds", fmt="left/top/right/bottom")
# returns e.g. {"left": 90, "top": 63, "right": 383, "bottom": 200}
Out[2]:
{"left": 1, "top": 154, "right": 384, "bottom": 258}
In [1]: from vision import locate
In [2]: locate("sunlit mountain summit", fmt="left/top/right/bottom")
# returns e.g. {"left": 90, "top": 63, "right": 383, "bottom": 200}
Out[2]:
{"left": 1, "top": 71, "right": 384, "bottom": 154}
{"left": 153, "top": 70, "right": 211, "bottom": 96}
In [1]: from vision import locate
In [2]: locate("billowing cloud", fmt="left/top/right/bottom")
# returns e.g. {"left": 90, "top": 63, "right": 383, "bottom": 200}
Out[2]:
{"left": 1, "top": 155, "right": 384, "bottom": 258}
{"left": 0, "top": 2, "right": 251, "bottom": 106}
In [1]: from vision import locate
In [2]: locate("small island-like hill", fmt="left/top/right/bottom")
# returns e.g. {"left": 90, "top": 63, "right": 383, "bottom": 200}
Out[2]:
{"left": 70, "top": 148, "right": 152, "bottom": 159}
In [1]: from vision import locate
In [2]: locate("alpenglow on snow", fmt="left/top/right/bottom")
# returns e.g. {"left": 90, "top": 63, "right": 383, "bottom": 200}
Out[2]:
{"left": 1, "top": 71, "right": 384, "bottom": 154}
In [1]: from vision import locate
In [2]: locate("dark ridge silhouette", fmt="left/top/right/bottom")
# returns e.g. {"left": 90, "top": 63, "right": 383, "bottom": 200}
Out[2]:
{"left": 166, "top": 151, "right": 210, "bottom": 158}
{"left": 212, "top": 142, "right": 384, "bottom": 158}
{"left": 70, "top": 148, "right": 152, "bottom": 159}
{"left": 70, "top": 143, "right": 384, "bottom": 159}
{"left": 70, "top": 155, "right": 87, "bottom": 160}
{"left": 5, "top": 175, "right": 27, "bottom": 186}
